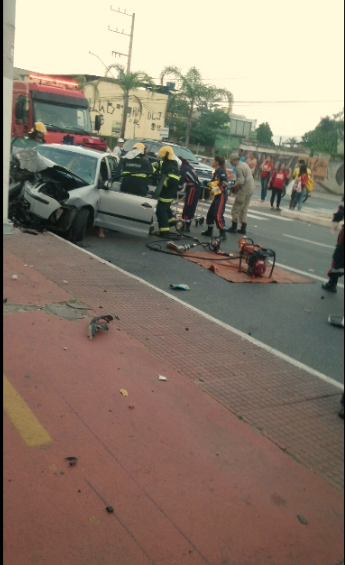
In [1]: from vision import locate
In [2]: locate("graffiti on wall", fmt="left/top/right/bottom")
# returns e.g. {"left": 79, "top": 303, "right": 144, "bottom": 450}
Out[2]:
{"left": 239, "top": 149, "right": 329, "bottom": 181}
{"left": 88, "top": 98, "right": 165, "bottom": 135}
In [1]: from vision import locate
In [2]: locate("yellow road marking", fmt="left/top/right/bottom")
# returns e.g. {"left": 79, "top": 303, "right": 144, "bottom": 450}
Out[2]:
{"left": 3, "top": 375, "right": 52, "bottom": 446}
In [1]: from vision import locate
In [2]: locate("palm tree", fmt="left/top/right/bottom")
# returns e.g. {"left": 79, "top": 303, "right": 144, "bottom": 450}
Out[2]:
{"left": 160, "top": 66, "right": 233, "bottom": 147}
{"left": 96, "top": 64, "right": 155, "bottom": 138}
{"left": 284, "top": 137, "right": 298, "bottom": 148}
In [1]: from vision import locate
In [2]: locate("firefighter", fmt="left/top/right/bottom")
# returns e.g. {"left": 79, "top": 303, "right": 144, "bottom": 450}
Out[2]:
{"left": 153, "top": 146, "right": 180, "bottom": 237}
{"left": 322, "top": 196, "right": 344, "bottom": 293}
{"left": 201, "top": 155, "right": 229, "bottom": 241}
{"left": 120, "top": 142, "right": 153, "bottom": 197}
{"left": 227, "top": 152, "right": 255, "bottom": 235}
{"left": 26, "top": 121, "right": 47, "bottom": 143}
{"left": 179, "top": 157, "right": 201, "bottom": 232}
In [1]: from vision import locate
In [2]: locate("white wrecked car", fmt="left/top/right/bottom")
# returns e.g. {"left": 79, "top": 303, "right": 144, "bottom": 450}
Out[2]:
{"left": 12, "top": 143, "right": 162, "bottom": 242}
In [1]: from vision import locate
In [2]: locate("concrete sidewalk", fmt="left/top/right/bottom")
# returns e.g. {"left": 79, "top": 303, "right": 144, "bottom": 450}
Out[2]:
{"left": 3, "top": 230, "right": 344, "bottom": 565}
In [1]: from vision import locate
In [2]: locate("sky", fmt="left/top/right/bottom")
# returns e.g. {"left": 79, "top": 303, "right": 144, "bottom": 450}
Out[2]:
{"left": 13, "top": 0, "right": 344, "bottom": 141}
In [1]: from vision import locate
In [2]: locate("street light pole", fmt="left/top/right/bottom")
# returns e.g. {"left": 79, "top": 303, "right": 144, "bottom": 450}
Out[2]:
{"left": 3, "top": 0, "right": 16, "bottom": 234}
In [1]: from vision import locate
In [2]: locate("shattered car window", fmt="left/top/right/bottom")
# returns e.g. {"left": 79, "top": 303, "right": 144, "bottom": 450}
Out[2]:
{"left": 36, "top": 146, "right": 98, "bottom": 185}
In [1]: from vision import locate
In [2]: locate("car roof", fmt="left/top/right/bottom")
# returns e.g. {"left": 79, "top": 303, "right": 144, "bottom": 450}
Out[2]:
{"left": 40, "top": 144, "right": 105, "bottom": 158}
{"left": 126, "top": 138, "right": 192, "bottom": 150}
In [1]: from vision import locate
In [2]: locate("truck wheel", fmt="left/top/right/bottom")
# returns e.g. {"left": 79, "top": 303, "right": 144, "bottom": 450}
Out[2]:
{"left": 68, "top": 208, "right": 89, "bottom": 243}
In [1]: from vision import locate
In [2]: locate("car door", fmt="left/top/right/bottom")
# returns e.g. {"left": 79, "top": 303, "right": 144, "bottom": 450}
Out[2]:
{"left": 95, "top": 156, "right": 155, "bottom": 237}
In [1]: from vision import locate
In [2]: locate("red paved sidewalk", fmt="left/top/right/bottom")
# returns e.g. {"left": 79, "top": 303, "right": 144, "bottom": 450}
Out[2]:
{"left": 3, "top": 231, "right": 344, "bottom": 565}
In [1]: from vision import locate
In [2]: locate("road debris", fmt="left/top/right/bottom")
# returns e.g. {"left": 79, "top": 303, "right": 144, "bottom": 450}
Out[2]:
{"left": 63, "top": 280, "right": 69, "bottom": 284}
{"left": 11, "top": 275, "right": 18, "bottom": 280}
{"left": 159, "top": 376, "right": 167, "bottom": 381}
{"left": 297, "top": 515, "right": 308, "bottom": 525}
{"left": 63, "top": 347, "right": 68, "bottom": 351}
{"left": 65, "top": 456, "right": 78, "bottom": 466}
{"left": 115, "top": 315, "right": 120, "bottom": 321}
{"left": 23, "top": 229, "right": 38, "bottom": 236}
{"left": 120, "top": 389, "right": 129, "bottom": 397}
{"left": 3, "top": 298, "right": 8, "bottom": 304}
{"left": 129, "top": 404, "right": 135, "bottom": 410}
{"left": 87, "top": 315, "right": 114, "bottom": 340}
{"left": 170, "top": 284, "right": 190, "bottom": 291}
{"left": 106, "top": 506, "right": 114, "bottom": 513}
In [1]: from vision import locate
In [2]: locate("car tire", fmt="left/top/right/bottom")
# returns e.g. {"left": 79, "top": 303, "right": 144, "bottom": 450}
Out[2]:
{"left": 68, "top": 208, "right": 90, "bottom": 243}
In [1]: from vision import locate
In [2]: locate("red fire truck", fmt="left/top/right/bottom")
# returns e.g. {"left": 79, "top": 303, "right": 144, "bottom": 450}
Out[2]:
{"left": 12, "top": 73, "right": 107, "bottom": 151}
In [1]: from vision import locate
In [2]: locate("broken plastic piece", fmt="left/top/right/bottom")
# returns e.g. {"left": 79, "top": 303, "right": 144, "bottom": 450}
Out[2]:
{"left": 11, "top": 275, "right": 18, "bottom": 280}
{"left": 328, "top": 315, "right": 344, "bottom": 328}
{"left": 106, "top": 506, "right": 114, "bottom": 513}
{"left": 158, "top": 376, "right": 167, "bottom": 381}
{"left": 87, "top": 315, "right": 114, "bottom": 340}
{"left": 170, "top": 284, "right": 190, "bottom": 291}
{"left": 65, "top": 456, "right": 78, "bottom": 466}
{"left": 120, "top": 389, "right": 129, "bottom": 397}
{"left": 63, "top": 280, "right": 69, "bottom": 284}
{"left": 297, "top": 515, "right": 308, "bottom": 525}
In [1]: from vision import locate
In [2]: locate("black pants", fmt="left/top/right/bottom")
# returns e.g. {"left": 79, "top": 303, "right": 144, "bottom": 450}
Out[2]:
{"left": 270, "top": 188, "right": 282, "bottom": 208}
{"left": 156, "top": 200, "right": 176, "bottom": 232}
{"left": 328, "top": 226, "right": 344, "bottom": 285}
{"left": 182, "top": 185, "right": 200, "bottom": 221}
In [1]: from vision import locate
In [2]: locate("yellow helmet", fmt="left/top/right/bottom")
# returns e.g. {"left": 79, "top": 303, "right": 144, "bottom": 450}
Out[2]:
{"left": 33, "top": 121, "right": 47, "bottom": 134}
{"left": 133, "top": 142, "right": 145, "bottom": 154}
{"left": 158, "top": 146, "right": 175, "bottom": 160}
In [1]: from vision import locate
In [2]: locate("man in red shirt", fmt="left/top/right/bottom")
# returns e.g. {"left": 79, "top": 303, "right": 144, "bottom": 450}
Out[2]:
{"left": 259, "top": 156, "right": 274, "bottom": 202}
{"left": 268, "top": 163, "right": 289, "bottom": 210}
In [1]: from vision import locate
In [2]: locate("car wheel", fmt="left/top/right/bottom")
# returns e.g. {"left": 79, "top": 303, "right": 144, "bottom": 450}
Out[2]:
{"left": 68, "top": 208, "right": 90, "bottom": 243}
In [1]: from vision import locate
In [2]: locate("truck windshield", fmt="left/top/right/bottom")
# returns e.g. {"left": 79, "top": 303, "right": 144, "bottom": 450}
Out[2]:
{"left": 33, "top": 100, "right": 92, "bottom": 135}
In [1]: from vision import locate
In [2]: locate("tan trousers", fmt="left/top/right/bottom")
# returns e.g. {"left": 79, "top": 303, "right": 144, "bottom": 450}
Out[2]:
{"left": 231, "top": 190, "right": 253, "bottom": 224}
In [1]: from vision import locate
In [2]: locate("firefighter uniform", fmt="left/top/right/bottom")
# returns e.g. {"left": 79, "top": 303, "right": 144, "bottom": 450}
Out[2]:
{"left": 201, "top": 167, "right": 228, "bottom": 240}
{"left": 155, "top": 159, "right": 180, "bottom": 234}
{"left": 227, "top": 159, "right": 254, "bottom": 234}
{"left": 121, "top": 144, "right": 153, "bottom": 197}
{"left": 179, "top": 161, "right": 201, "bottom": 230}
{"left": 322, "top": 197, "right": 344, "bottom": 292}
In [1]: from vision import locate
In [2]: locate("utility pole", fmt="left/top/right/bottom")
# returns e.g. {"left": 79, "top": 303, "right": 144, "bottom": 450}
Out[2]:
{"left": 109, "top": 7, "right": 135, "bottom": 73}
{"left": 3, "top": 0, "right": 16, "bottom": 234}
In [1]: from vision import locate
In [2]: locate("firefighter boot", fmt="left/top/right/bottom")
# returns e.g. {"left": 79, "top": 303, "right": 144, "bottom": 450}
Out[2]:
{"left": 219, "top": 229, "right": 227, "bottom": 241}
{"left": 227, "top": 222, "right": 238, "bottom": 233}
{"left": 237, "top": 223, "right": 247, "bottom": 235}
{"left": 201, "top": 226, "right": 213, "bottom": 237}
{"left": 322, "top": 279, "right": 338, "bottom": 293}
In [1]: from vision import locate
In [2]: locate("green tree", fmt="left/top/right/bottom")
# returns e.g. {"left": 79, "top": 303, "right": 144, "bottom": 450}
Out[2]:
{"left": 166, "top": 97, "right": 189, "bottom": 141}
{"left": 160, "top": 66, "right": 233, "bottom": 147}
{"left": 284, "top": 137, "right": 298, "bottom": 148}
{"left": 302, "top": 109, "right": 344, "bottom": 157}
{"left": 255, "top": 122, "right": 274, "bottom": 145}
{"left": 190, "top": 110, "right": 230, "bottom": 147}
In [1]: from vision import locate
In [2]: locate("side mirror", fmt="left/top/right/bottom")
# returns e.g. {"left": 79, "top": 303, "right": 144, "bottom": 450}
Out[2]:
{"left": 94, "top": 115, "right": 101, "bottom": 132}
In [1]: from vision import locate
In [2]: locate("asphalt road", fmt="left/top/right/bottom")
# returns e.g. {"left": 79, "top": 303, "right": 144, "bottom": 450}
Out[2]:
{"left": 83, "top": 192, "right": 344, "bottom": 384}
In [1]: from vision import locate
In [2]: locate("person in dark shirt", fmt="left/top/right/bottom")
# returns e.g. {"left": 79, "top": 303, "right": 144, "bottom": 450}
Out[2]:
{"left": 179, "top": 157, "right": 201, "bottom": 232}
{"left": 121, "top": 142, "right": 153, "bottom": 197}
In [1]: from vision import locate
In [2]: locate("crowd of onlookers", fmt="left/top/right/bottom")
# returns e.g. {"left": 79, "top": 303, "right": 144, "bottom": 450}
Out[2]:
{"left": 242, "top": 152, "right": 313, "bottom": 212}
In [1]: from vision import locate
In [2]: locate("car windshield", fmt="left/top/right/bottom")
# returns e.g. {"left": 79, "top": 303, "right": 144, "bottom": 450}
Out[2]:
{"left": 172, "top": 146, "right": 198, "bottom": 162}
{"left": 33, "top": 101, "right": 92, "bottom": 135}
{"left": 36, "top": 146, "right": 98, "bottom": 185}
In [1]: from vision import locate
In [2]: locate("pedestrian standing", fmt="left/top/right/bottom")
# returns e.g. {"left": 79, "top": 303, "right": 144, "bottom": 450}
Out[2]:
{"left": 292, "top": 164, "right": 308, "bottom": 211}
{"left": 201, "top": 155, "right": 229, "bottom": 241}
{"left": 322, "top": 197, "right": 344, "bottom": 293}
{"left": 268, "top": 163, "right": 289, "bottom": 211}
{"left": 289, "top": 159, "right": 312, "bottom": 209}
{"left": 227, "top": 153, "right": 255, "bottom": 235}
{"left": 259, "top": 156, "right": 274, "bottom": 202}
{"left": 245, "top": 152, "right": 257, "bottom": 176}
{"left": 113, "top": 138, "right": 125, "bottom": 159}
{"left": 238, "top": 149, "right": 245, "bottom": 162}
{"left": 179, "top": 158, "right": 201, "bottom": 232}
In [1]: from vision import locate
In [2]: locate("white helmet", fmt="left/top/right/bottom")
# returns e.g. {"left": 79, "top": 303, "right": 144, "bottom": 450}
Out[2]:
{"left": 118, "top": 138, "right": 124, "bottom": 143}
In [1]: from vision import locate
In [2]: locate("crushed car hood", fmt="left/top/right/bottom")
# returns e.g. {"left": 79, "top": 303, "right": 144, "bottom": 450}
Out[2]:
{"left": 12, "top": 147, "right": 88, "bottom": 185}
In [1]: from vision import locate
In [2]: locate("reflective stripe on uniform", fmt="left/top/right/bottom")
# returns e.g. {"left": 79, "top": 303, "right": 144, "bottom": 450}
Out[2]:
{"left": 160, "top": 227, "right": 170, "bottom": 232}
{"left": 158, "top": 197, "right": 174, "bottom": 203}
{"left": 168, "top": 217, "right": 176, "bottom": 223}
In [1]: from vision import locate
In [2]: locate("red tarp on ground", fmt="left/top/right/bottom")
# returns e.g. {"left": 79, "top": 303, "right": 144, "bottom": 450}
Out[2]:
{"left": 182, "top": 251, "right": 312, "bottom": 284}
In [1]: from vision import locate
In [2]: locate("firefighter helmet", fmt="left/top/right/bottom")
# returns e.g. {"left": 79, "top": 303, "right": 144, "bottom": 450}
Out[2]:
{"left": 133, "top": 142, "right": 145, "bottom": 154}
{"left": 158, "top": 146, "right": 175, "bottom": 161}
{"left": 32, "top": 121, "right": 47, "bottom": 134}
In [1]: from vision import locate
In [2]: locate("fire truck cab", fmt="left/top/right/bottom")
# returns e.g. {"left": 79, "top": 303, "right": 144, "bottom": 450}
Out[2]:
{"left": 12, "top": 73, "right": 106, "bottom": 151}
